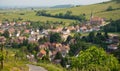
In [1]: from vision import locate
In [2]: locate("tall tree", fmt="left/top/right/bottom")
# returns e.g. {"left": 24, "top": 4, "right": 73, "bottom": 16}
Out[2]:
{"left": 50, "top": 33, "right": 62, "bottom": 43}
{"left": 3, "top": 30, "right": 9, "bottom": 38}
{"left": 71, "top": 46, "right": 120, "bottom": 71}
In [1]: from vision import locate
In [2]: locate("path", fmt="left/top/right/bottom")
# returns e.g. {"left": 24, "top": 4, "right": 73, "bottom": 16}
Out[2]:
{"left": 27, "top": 64, "right": 47, "bottom": 71}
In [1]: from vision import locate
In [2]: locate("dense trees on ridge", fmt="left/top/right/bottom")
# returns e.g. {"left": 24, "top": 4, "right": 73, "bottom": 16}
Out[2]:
{"left": 103, "top": 19, "right": 120, "bottom": 32}
{"left": 36, "top": 10, "right": 86, "bottom": 21}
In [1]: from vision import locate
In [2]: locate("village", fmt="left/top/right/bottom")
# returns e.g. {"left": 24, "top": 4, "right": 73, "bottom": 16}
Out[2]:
{"left": 0, "top": 15, "right": 120, "bottom": 65}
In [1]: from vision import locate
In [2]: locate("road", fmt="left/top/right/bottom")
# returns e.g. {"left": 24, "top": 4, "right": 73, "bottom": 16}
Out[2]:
{"left": 27, "top": 64, "right": 47, "bottom": 71}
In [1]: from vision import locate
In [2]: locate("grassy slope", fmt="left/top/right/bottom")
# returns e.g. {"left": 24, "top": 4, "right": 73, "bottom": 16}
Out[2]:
{"left": 48, "top": 1, "right": 120, "bottom": 20}
{"left": 0, "top": 10, "right": 75, "bottom": 23}
{"left": 0, "top": 1, "right": 119, "bottom": 23}
{"left": 1, "top": 48, "right": 28, "bottom": 71}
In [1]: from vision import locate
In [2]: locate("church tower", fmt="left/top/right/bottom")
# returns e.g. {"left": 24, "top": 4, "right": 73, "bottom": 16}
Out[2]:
{"left": 90, "top": 11, "right": 93, "bottom": 24}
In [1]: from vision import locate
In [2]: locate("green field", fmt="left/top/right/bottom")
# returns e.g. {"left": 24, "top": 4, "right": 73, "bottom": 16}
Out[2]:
{"left": 48, "top": 1, "right": 120, "bottom": 20}
{"left": 0, "top": 1, "right": 120, "bottom": 23}
{"left": 0, "top": 10, "right": 75, "bottom": 23}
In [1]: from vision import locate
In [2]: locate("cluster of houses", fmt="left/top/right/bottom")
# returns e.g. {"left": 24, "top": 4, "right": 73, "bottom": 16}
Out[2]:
{"left": 0, "top": 15, "right": 119, "bottom": 64}
{"left": 106, "top": 34, "right": 120, "bottom": 51}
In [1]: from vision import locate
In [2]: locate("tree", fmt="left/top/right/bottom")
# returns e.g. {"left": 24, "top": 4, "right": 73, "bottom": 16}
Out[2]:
{"left": 106, "top": 6, "right": 113, "bottom": 11}
{"left": 74, "top": 32, "right": 81, "bottom": 41}
{"left": 54, "top": 52, "right": 62, "bottom": 59}
{"left": 71, "top": 46, "right": 120, "bottom": 71}
{"left": 38, "top": 36, "right": 49, "bottom": 44}
{"left": 65, "top": 11, "right": 72, "bottom": 18}
{"left": 66, "top": 35, "right": 72, "bottom": 43}
{"left": 104, "top": 31, "right": 109, "bottom": 39}
{"left": 0, "top": 44, "right": 6, "bottom": 69}
{"left": 3, "top": 30, "right": 9, "bottom": 38}
{"left": 50, "top": 33, "right": 62, "bottom": 43}
{"left": 61, "top": 57, "right": 69, "bottom": 67}
{"left": 112, "top": 0, "right": 120, "bottom": 3}
{"left": 69, "top": 41, "right": 89, "bottom": 56}
{"left": 87, "top": 32, "right": 95, "bottom": 42}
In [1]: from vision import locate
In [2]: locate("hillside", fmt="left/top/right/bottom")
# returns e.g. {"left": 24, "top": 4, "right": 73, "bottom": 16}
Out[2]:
{"left": 51, "top": 4, "right": 73, "bottom": 8}
{"left": 48, "top": 1, "right": 120, "bottom": 20}
{"left": 0, "top": 1, "right": 119, "bottom": 23}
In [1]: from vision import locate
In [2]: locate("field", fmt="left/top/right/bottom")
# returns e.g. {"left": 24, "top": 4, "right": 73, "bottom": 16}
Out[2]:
{"left": 0, "top": 10, "right": 75, "bottom": 23}
{"left": 0, "top": 1, "right": 120, "bottom": 23}
{"left": 48, "top": 1, "right": 120, "bottom": 20}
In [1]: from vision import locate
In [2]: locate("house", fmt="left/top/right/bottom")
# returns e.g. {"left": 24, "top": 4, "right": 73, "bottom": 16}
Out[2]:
{"left": 0, "top": 36, "right": 6, "bottom": 43}
{"left": 80, "top": 26, "right": 87, "bottom": 32}
{"left": 0, "top": 22, "right": 2, "bottom": 26}
{"left": 17, "top": 36, "right": 26, "bottom": 43}
{"left": 24, "top": 29, "right": 30, "bottom": 34}
{"left": 0, "top": 29, "right": 4, "bottom": 34}
{"left": 62, "top": 28, "right": 70, "bottom": 35}
{"left": 10, "top": 22, "right": 16, "bottom": 26}
{"left": 28, "top": 36, "right": 36, "bottom": 43}
{"left": 8, "top": 28, "right": 15, "bottom": 37}
{"left": 108, "top": 44, "right": 118, "bottom": 50}
{"left": 37, "top": 49, "right": 46, "bottom": 59}
{"left": 90, "top": 16, "right": 105, "bottom": 24}
{"left": 67, "top": 26, "right": 76, "bottom": 31}
{"left": 16, "top": 31, "right": 21, "bottom": 37}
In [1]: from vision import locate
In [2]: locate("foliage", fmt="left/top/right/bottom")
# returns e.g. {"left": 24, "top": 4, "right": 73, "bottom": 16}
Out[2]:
{"left": 38, "top": 36, "right": 49, "bottom": 44}
{"left": 69, "top": 40, "right": 90, "bottom": 56}
{"left": 36, "top": 10, "right": 86, "bottom": 21}
{"left": 36, "top": 63, "right": 66, "bottom": 71}
{"left": 2, "top": 48, "right": 28, "bottom": 71}
{"left": 111, "top": 47, "right": 120, "bottom": 62}
{"left": 81, "top": 32, "right": 108, "bottom": 49}
{"left": 103, "top": 19, "right": 120, "bottom": 32}
{"left": 50, "top": 33, "right": 62, "bottom": 43}
{"left": 3, "top": 30, "right": 9, "bottom": 38}
{"left": 54, "top": 52, "right": 63, "bottom": 59}
{"left": 71, "top": 46, "right": 120, "bottom": 71}
{"left": 106, "top": 6, "right": 113, "bottom": 11}
{"left": 60, "top": 57, "right": 69, "bottom": 67}
{"left": 0, "top": 50, "right": 6, "bottom": 62}
{"left": 74, "top": 32, "right": 81, "bottom": 41}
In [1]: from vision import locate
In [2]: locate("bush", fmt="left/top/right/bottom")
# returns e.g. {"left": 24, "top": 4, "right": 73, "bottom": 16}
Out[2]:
{"left": 71, "top": 46, "right": 120, "bottom": 71}
{"left": 106, "top": 6, "right": 113, "bottom": 11}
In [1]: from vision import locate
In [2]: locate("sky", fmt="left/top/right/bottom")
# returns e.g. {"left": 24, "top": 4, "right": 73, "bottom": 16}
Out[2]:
{"left": 0, "top": 0, "right": 110, "bottom": 7}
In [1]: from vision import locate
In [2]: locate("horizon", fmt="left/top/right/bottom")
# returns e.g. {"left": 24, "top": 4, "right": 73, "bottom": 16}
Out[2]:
{"left": 0, "top": 0, "right": 110, "bottom": 8}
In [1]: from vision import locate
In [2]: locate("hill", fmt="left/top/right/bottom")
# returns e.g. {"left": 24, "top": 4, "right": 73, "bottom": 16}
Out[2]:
{"left": 47, "top": 1, "right": 120, "bottom": 20}
{"left": 0, "top": 1, "right": 119, "bottom": 23}
{"left": 51, "top": 4, "right": 74, "bottom": 8}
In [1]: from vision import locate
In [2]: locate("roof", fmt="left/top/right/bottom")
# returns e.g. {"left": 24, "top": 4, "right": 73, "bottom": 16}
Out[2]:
{"left": 0, "top": 36, "right": 6, "bottom": 42}
{"left": 91, "top": 17, "right": 104, "bottom": 21}
{"left": 40, "top": 49, "right": 46, "bottom": 55}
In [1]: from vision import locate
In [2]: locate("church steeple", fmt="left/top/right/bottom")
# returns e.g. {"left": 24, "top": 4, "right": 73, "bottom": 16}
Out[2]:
{"left": 90, "top": 11, "right": 93, "bottom": 19}
{"left": 90, "top": 11, "right": 93, "bottom": 24}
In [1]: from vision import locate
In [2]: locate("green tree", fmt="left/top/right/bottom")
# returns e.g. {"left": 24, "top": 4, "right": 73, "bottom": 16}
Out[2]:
{"left": 54, "top": 52, "right": 62, "bottom": 59}
{"left": 50, "top": 33, "right": 62, "bottom": 43}
{"left": 71, "top": 46, "right": 120, "bottom": 71}
{"left": 104, "top": 31, "right": 109, "bottom": 39}
{"left": 0, "top": 45, "right": 6, "bottom": 69}
{"left": 3, "top": 30, "right": 9, "bottom": 38}
{"left": 38, "top": 36, "right": 49, "bottom": 44}
{"left": 87, "top": 32, "right": 95, "bottom": 42}
{"left": 106, "top": 6, "right": 113, "bottom": 11}
{"left": 74, "top": 32, "right": 81, "bottom": 41}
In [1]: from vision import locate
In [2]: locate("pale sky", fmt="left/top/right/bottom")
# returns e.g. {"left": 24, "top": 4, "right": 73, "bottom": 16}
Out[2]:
{"left": 0, "top": 0, "right": 110, "bottom": 7}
